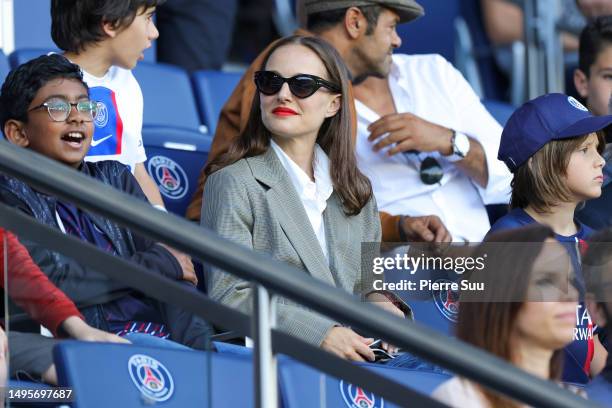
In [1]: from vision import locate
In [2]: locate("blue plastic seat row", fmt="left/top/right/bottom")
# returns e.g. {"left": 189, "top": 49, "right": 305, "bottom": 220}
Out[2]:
{"left": 53, "top": 341, "right": 450, "bottom": 408}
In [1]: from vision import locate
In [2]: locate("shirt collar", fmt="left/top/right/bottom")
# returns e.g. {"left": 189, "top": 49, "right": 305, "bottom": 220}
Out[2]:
{"left": 270, "top": 140, "right": 333, "bottom": 202}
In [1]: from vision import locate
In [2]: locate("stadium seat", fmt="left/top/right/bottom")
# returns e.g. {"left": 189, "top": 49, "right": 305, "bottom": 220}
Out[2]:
{"left": 396, "top": 0, "right": 459, "bottom": 62}
{"left": 53, "top": 341, "right": 254, "bottom": 408}
{"left": 133, "top": 62, "right": 203, "bottom": 131}
{"left": 8, "top": 48, "right": 56, "bottom": 69}
{"left": 482, "top": 99, "right": 515, "bottom": 127}
{"left": 278, "top": 358, "right": 450, "bottom": 408}
{"left": 191, "top": 70, "right": 243, "bottom": 134}
{"left": 0, "top": 49, "right": 9, "bottom": 82}
{"left": 7, "top": 379, "right": 55, "bottom": 408}
{"left": 142, "top": 126, "right": 212, "bottom": 216}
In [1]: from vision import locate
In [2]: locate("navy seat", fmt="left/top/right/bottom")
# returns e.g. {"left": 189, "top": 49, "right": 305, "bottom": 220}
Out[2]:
{"left": 279, "top": 358, "right": 450, "bottom": 408}
{"left": 7, "top": 379, "right": 55, "bottom": 407}
{"left": 396, "top": 0, "right": 459, "bottom": 62}
{"left": 8, "top": 48, "right": 57, "bottom": 69}
{"left": 0, "top": 49, "right": 10, "bottom": 82}
{"left": 142, "top": 126, "right": 211, "bottom": 217}
{"left": 54, "top": 341, "right": 254, "bottom": 408}
{"left": 191, "top": 70, "right": 243, "bottom": 134}
{"left": 482, "top": 99, "right": 515, "bottom": 127}
{"left": 133, "top": 62, "right": 203, "bottom": 132}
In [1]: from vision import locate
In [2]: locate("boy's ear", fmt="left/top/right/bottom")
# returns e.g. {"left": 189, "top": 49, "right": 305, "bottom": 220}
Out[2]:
{"left": 574, "top": 68, "right": 589, "bottom": 99}
{"left": 102, "top": 20, "right": 119, "bottom": 38}
{"left": 4, "top": 120, "right": 30, "bottom": 147}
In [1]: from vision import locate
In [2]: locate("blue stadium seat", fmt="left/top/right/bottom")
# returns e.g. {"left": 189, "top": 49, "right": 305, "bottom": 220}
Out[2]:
{"left": 7, "top": 379, "right": 55, "bottom": 407}
{"left": 8, "top": 48, "right": 57, "bottom": 69}
{"left": 396, "top": 0, "right": 459, "bottom": 62}
{"left": 133, "top": 62, "right": 203, "bottom": 131}
{"left": 191, "top": 70, "right": 243, "bottom": 134}
{"left": 54, "top": 341, "right": 254, "bottom": 408}
{"left": 0, "top": 49, "right": 9, "bottom": 82}
{"left": 278, "top": 358, "right": 450, "bottom": 408}
{"left": 142, "top": 126, "right": 212, "bottom": 216}
{"left": 482, "top": 99, "right": 515, "bottom": 127}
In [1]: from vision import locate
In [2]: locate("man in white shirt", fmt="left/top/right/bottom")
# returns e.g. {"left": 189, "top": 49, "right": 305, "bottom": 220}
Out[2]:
{"left": 353, "top": 54, "right": 512, "bottom": 242}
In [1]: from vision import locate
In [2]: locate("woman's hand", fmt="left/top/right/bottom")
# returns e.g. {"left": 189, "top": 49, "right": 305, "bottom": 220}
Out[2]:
{"left": 61, "top": 316, "right": 130, "bottom": 344}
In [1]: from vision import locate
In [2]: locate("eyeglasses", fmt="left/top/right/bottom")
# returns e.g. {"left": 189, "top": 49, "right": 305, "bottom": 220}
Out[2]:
{"left": 404, "top": 151, "right": 444, "bottom": 185}
{"left": 254, "top": 71, "right": 341, "bottom": 99}
{"left": 28, "top": 97, "right": 98, "bottom": 122}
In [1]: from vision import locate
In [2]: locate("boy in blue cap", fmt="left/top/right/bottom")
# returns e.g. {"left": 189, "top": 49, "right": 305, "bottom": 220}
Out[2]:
{"left": 490, "top": 93, "right": 611, "bottom": 384}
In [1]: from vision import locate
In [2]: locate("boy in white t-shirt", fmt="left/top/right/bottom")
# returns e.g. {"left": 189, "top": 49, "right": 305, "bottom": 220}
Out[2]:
{"left": 50, "top": 0, "right": 165, "bottom": 208}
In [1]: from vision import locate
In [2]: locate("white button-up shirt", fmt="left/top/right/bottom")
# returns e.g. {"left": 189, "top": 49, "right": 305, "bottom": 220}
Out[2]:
{"left": 270, "top": 140, "right": 333, "bottom": 259}
{"left": 355, "top": 54, "right": 512, "bottom": 242}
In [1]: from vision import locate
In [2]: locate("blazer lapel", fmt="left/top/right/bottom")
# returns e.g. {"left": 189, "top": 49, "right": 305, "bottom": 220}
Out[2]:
{"left": 323, "top": 193, "right": 351, "bottom": 288}
{"left": 247, "top": 149, "right": 335, "bottom": 285}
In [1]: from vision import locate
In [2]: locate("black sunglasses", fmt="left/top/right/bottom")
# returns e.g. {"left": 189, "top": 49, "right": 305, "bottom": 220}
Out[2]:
{"left": 254, "top": 71, "right": 341, "bottom": 99}
{"left": 404, "top": 151, "right": 443, "bottom": 185}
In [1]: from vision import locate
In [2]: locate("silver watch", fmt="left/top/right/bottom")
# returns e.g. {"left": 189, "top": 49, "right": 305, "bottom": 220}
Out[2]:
{"left": 450, "top": 131, "right": 470, "bottom": 160}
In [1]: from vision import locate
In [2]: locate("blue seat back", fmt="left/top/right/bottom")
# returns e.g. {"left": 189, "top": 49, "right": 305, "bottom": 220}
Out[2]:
{"left": 396, "top": 0, "right": 459, "bottom": 62}
{"left": 191, "top": 70, "right": 243, "bottom": 134}
{"left": 0, "top": 49, "right": 9, "bottom": 83}
{"left": 54, "top": 341, "right": 254, "bottom": 408}
{"left": 8, "top": 48, "right": 57, "bottom": 69}
{"left": 482, "top": 99, "right": 515, "bottom": 127}
{"left": 279, "top": 358, "right": 450, "bottom": 408}
{"left": 459, "top": 0, "right": 509, "bottom": 101}
{"left": 133, "top": 62, "right": 202, "bottom": 131}
{"left": 142, "top": 126, "right": 211, "bottom": 217}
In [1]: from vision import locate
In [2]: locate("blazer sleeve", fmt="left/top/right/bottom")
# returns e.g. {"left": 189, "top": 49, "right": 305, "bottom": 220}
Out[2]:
{"left": 201, "top": 168, "right": 338, "bottom": 346}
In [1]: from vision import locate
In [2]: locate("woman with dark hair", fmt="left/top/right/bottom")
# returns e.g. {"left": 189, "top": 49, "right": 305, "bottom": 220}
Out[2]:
{"left": 434, "top": 225, "right": 581, "bottom": 407}
{"left": 202, "top": 35, "right": 410, "bottom": 361}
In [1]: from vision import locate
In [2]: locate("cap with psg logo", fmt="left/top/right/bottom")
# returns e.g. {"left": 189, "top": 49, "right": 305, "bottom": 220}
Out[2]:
{"left": 498, "top": 93, "right": 612, "bottom": 173}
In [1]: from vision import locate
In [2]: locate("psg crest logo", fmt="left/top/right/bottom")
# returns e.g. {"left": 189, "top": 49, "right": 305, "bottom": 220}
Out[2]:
{"left": 94, "top": 101, "right": 109, "bottom": 128}
{"left": 432, "top": 278, "right": 460, "bottom": 322}
{"left": 339, "top": 380, "right": 384, "bottom": 408}
{"left": 128, "top": 354, "right": 174, "bottom": 402}
{"left": 147, "top": 155, "right": 189, "bottom": 200}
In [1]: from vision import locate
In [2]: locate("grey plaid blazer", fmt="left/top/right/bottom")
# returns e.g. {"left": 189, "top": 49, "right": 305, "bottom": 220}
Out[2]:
{"left": 201, "top": 147, "right": 381, "bottom": 346}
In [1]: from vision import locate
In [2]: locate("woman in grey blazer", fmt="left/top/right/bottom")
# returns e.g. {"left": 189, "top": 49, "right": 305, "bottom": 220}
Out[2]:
{"left": 202, "top": 35, "right": 409, "bottom": 362}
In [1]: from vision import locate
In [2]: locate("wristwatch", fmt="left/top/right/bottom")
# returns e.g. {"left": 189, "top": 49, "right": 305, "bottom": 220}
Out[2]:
{"left": 448, "top": 130, "right": 470, "bottom": 162}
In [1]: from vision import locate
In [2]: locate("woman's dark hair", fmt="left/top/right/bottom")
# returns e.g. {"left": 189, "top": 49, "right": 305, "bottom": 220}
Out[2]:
{"left": 206, "top": 35, "right": 372, "bottom": 216}
{"left": 51, "top": 0, "right": 164, "bottom": 53}
{"left": 458, "top": 225, "right": 564, "bottom": 408}
{"left": 0, "top": 54, "right": 87, "bottom": 132}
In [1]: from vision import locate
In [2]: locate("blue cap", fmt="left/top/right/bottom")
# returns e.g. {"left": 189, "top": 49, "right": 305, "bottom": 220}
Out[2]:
{"left": 498, "top": 93, "right": 612, "bottom": 173}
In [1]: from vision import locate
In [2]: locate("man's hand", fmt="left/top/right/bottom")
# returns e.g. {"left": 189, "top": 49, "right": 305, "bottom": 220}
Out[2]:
{"left": 400, "top": 215, "right": 452, "bottom": 243}
{"left": 159, "top": 244, "right": 198, "bottom": 285}
{"left": 368, "top": 113, "right": 453, "bottom": 156}
{"left": 61, "top": 316, "right": 130, "bottom": 344}
{"left": 321, "top": 327, "right": 375, "bottom": 362}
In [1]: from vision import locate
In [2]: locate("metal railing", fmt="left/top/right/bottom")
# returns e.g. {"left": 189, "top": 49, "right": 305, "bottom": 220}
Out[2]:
{"left": 0, "top": 140, "right": 599, "bottom": 408}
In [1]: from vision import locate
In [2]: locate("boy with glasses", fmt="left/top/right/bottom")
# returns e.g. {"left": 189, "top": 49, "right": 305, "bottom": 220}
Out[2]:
{"left": 0, "top": 54, "right": 212, "bottom": 350}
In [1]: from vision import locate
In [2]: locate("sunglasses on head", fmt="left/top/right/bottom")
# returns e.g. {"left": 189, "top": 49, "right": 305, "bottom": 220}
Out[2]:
{"left": 254, "top": 71, "right": 341, "bottom": 99}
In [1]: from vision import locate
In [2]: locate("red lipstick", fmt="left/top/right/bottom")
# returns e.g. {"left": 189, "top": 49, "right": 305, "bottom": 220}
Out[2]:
{"left": 272, "top": 107, "right": 298, "bottom": 116}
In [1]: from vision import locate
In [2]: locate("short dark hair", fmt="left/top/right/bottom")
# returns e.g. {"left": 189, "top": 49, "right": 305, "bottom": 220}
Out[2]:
{"left": 51, "top": 0, "right": 165, "bottom": 53}
{"left": 307, "top": 5, "right": 383, "bottom": 35}
{"left": 510, "top": 132, "right": 605, "bottom": 212}
{"left": 579, "top": 16, "right": 612, "bottom": 77}
{"left": 0, "top": 54, "right": 87, "bottom": 131}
